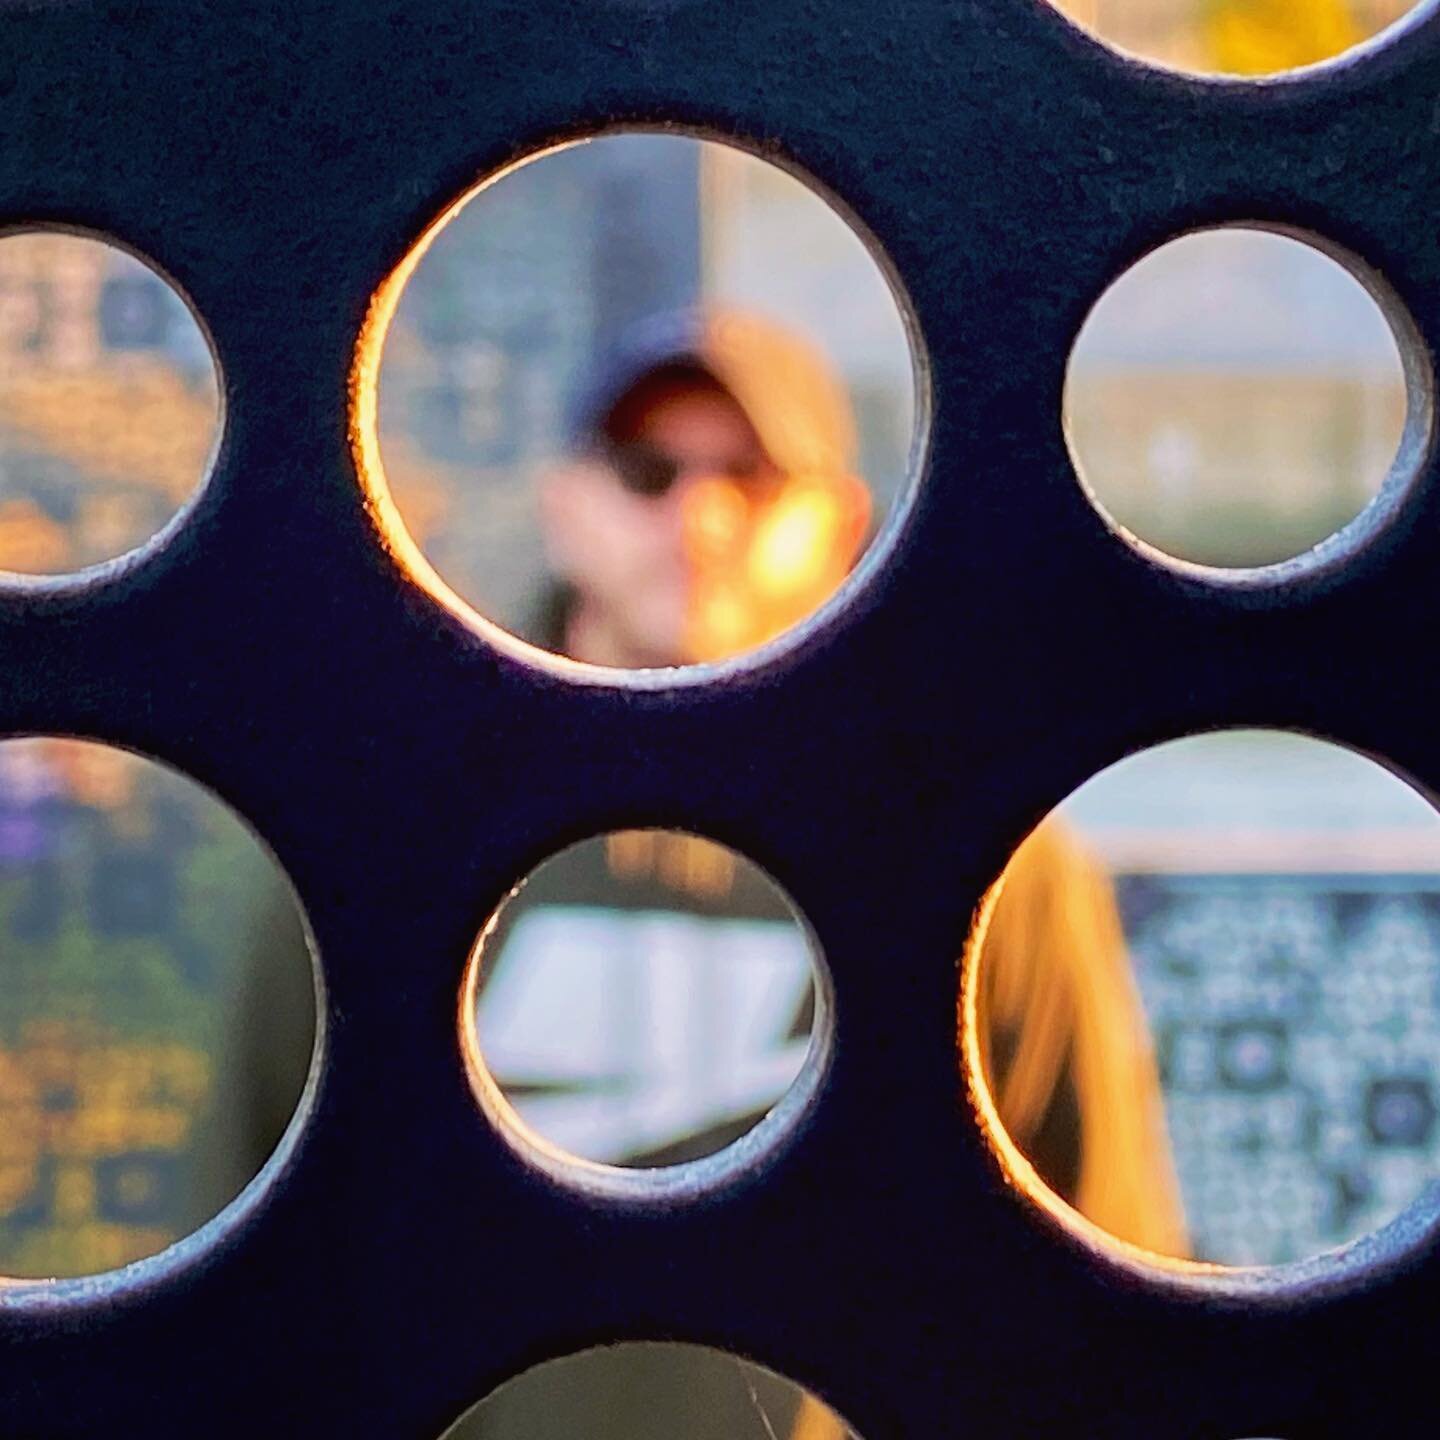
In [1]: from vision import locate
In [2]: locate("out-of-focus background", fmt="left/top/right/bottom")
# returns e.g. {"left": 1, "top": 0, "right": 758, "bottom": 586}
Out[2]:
{"left": 0, "top": 232, "right": 218, "bottom": 573}
{"left": 472, "top": 832, "right": 815, "bottom": 1168}
{"left": 1050, "top": 732, "right": 1440, "bottom": 1266}
{"left": 1068, "top": 227, "right": 1406, "bottom": 568}
{"left": 1053, "top": 0, "right": 1415, "bottom": 72}
{"left": 0, "top": 739, "right": 310, "bottom": 1277}
{"left": 0, "top": 0, "right": 1433, "bottom": 1295}
{"left": 1058, "top": 0, "right": 1416, "bottom": 566}
{"left": 376, "top": 133, "right": 915, "bottom": 639}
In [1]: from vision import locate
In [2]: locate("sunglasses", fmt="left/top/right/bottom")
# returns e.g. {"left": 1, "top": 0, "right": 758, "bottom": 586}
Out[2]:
{"left": 599, "top": 440, "right": 766, "bottom": 499}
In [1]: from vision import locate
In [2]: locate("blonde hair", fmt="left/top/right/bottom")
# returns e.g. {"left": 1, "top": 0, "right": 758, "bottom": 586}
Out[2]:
{"left": 977, "top": 819, "right": 1189, "bottom": 1258}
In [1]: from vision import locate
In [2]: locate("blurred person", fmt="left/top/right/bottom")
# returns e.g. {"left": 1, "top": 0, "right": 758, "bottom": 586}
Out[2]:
{"left": 532, "top": 308, "right": 871, "bottom": 666}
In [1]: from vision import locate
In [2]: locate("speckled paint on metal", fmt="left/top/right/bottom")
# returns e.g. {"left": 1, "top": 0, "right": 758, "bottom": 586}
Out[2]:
{"left": 2, "top": 0, "right": 1440, "bottom": 1434}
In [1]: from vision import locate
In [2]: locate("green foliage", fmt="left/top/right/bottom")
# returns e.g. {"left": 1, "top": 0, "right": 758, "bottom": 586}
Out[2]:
{"left": 0, "top": 788, "right": 279, "bottom": 1050}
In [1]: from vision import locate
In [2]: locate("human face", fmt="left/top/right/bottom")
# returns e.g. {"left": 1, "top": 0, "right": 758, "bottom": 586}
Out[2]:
{"left": 541, "top": 380, "right": 779, "bottom": 666}
{"left": 624, "top": 382, "right": 775, "bottom": 495}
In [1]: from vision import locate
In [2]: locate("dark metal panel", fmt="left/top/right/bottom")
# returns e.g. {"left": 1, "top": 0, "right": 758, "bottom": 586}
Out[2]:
{"left": 1, "top": 0, "right": 1439, "bottom": 1434}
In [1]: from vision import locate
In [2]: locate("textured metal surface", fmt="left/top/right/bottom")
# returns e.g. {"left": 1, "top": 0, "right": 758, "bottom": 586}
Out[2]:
{"left": 3, "top": 0, "right": 1440, "bottom": 1434}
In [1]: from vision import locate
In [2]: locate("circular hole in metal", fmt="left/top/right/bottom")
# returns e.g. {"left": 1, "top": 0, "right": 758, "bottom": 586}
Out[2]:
{"left": 967, "top": 730, "right": 1440, "bottom": 1267}
{"left": 0, "top": 230, "right": 220, "bottom": 577}
{"left": 361, "top": 130, "right": 921, "bottom": 670}
{"left": 0, "top": 738, "right": 316, "bottom": 1278}
{"left": 1066, "top": 227, "right": 1421, "bottom": 572}
{"left": 1047, "top": 0, "right": 1424, "bottom": 75}
{"left": 463, "top": 830, "right": 828, "bottom": 1180}
{"left": 439, "top": 1342, "right": 859, "bottom": 1440}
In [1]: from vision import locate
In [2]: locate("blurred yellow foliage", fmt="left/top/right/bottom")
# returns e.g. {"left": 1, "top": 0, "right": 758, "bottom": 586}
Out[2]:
{"left": 0, "top": 360, "right": 215, "bottom": 506}
{"left": 0, "top": 1021, "right": 211, "bottom": 1274}
{"left": 1204, "top": 0, "right": 1362, "bottom": 73}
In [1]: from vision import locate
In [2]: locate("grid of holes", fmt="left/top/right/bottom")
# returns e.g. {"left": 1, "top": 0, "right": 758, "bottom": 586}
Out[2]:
{"left": 2, "top": 0, "right": 1439, "bottom": 1436}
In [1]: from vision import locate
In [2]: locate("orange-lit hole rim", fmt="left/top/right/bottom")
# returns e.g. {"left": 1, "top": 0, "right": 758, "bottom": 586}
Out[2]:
{"left": 961, "top": 729, "right": 1440, "bottom": 1286}
{"left": 349, "top": 127, "right": 928, "bottom": 684}
{"left": 458, "top": 829, "right": 834, "bottom": 1199}
{"left": 961, "top": 865, "right": 1225, "bottom": 1280}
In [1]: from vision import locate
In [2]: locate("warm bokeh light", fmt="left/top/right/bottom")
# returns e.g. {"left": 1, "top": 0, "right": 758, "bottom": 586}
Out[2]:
{"left": 1049, "top": 0, "right": 1418, "bottom": 74}
{"left": 684, "top": 470, "right": 870, "bottom": 662}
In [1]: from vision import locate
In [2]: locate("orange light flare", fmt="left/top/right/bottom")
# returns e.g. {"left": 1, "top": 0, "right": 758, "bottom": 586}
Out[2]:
{"left": 681, "top": 471, "right": 871, "bottom": 663}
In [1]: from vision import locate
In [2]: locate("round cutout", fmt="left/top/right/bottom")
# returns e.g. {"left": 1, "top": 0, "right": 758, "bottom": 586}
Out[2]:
{"left": 1066, "top": 228, "right": 1415, "bottom": 569}
{"left": 440, "top": 1343, "right": 858, "bottom": 1440}
{"left": 969, "top": 730, "right": 1440, "bottom": 1267}
{"left": 1048, "top": 0, "right": 1422, "bottom": 75}
{"left": 464, "top": 831, "right": 824, "bottom": 1172}
{"left": 363, "top": 131, "right": 919, "bottom": 668}
{"left": 0, "top": 231, "right": 220, "bottom": 576}
{"left": 0, "top": 738, "right": 315, "bottom": 1278}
